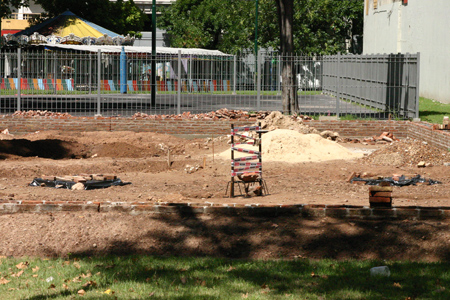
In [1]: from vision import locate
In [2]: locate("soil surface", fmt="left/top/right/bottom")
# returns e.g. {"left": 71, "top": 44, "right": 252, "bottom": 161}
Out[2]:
{"left": 1, "top": 129, "right": 450, "bottom": 261}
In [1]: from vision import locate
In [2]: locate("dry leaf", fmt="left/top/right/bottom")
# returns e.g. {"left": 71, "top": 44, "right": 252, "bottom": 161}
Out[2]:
{"left": 0, "top": 277, "right": 10, "bottom": 284}
{"left": 81, "top": 272, "right": 92, "bottom": 278}
{"left": 180, "top": 277, "right": 187, "bottom": 284}
{"left": 62, "top": 283, "right": 69, "bottom": 290}
{"left": 72, "top": 276, "right": 82, "bottom": 283}
{"left": 73, "top": 262, "right": 81, "bottom": 269}
{"left": 103, "top": 289, "right": 113, "bottom": 295}
{"left": 242, "top": 293, "right": 249, "bottom": 298}
{"left": 12, "top": 270, "right": 24, "bottom": 277}
{"left": 32, "top": 274, "right": 38, "bottom": 278}
{"left": 8, "top": 288, "right": 15, "bottom": 291}
{"left": 48, "top": 284, "right": 56, "bottom": 290}
{"left": 32, "top": 266, "right": 39, "bottom": 273}
{"left": 16, "top": 262, "right": 29, "bottom": 269}
{"left": 394, "top": 282, "right": 402, "bottom": 288}
{"left": 95, "top": 272, "right": 101, "bottom": 276}
{"left": 149, "top": 292, "right": 155, "bottom": 297}
{"left": 227, "top": 266, "right": 236, "bottom": 272}
{"left": 129, "top": 288, "right": 135, "bottom": 292}
{"left": 77, "top": 289, "right": 86, "bottom": 296}
{"left": 83, "top": 280, "right": 97, "bottom": 288}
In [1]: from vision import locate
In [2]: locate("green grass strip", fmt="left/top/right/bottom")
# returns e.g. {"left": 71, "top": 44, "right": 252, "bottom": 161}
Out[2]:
{"left": 1, "top": 256, "right": 450, "bottom": 299}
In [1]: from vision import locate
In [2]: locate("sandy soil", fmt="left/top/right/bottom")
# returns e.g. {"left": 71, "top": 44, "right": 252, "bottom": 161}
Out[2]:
{"left": 1, "top": 129, "right": 450, "bottom": 260}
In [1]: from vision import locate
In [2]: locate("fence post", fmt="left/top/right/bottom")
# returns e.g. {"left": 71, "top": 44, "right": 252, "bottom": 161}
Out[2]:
{"left": 277, "top": 55, "right": 281, "bottom": 95}
{"left": 97, "top": 49, "right": 101, "bottom": 115}
{"left": 53, "top": 52, "right": 57, "bottom": 95}
{"left": 336, "top": 52, "right": 341, "bottom": 118}
{"left": 233, "top": 55, "right": 237, "bottom": 95}
{"left": 257, "top": 50, "right": 261, "bottom": 111}
{"left": 415, "top": 52, "right": 420, "bottom": 119}
{"left": 177, "top": 50, "right": 181, "bottom": 115}
{"left": 17, "top": 48, "right": 21, "bottom": 112}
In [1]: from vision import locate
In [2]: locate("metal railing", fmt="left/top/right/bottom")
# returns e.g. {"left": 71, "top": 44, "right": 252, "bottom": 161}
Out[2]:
{"left": 0, "top": 48, "right": 420, "bottom": 119}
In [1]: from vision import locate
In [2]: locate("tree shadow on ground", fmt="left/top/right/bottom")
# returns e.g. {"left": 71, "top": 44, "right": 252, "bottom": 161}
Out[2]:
{"left": 23, "top": 209, "right": 450, "bottom": 300}
{"left": 0, "top": 139, "right": 86, "bottom": 159}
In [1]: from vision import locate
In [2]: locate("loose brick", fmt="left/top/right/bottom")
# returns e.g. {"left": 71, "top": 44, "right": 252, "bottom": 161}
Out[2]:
{"left": 369, "top": 196, "right": 392, "bottom": 203}
{"left": 369, "top": 191, "right": 392, "bottom": 197}
{"left": 369, "top": 186, "right": 393, "bottom": 192}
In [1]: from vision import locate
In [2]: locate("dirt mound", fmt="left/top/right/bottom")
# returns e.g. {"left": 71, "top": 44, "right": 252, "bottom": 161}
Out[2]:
{"left": 219, "top": 129, "right": 362, "bottom": 163}
{"left": 258, "top": 111, "right": 319, "bottom": 134}
{"left": 364, "top": 138, "right": 450, "bottom": 167}
{"left": 262, "top": 129, "right": 362, "bottom": 162}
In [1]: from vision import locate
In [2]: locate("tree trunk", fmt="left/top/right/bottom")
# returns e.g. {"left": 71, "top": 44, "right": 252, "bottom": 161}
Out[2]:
{"left": 276, "top": 0, "right": 297, "bottom": 115}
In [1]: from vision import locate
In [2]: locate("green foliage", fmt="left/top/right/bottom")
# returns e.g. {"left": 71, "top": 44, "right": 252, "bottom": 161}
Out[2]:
{"left": 158, "top": 0, "right": 363, "bottom": 55}
{"left": 0, "top": 0, "right": 27, "bottom": 20}
{"left": 158, "top": 0, "right": 256, "bottom": 53}
{"left": 260, "top": 0, "right": 364, "bottom": 54}
{"left": 32, "top": 0, "right": 148, "bottom": 37}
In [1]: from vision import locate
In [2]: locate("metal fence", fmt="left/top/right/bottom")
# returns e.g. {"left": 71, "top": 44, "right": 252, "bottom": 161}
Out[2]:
{"left": 0, "top": 47, "right": 420, "bottom": 119}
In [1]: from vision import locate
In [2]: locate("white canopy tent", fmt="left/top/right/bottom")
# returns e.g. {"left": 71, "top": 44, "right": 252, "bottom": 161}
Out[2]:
{"left": 38, "top": 44, "right": 232, "bottom": 56}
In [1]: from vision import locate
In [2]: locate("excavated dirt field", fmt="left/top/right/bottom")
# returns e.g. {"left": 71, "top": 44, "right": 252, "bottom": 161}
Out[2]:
{"left": 1, "top": 123, "right": 450, "bottom": 260}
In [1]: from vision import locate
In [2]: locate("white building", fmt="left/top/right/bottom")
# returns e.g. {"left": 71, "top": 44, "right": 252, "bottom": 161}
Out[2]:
{"left": 363, "top": 0, "right": 450, "bottom": 103}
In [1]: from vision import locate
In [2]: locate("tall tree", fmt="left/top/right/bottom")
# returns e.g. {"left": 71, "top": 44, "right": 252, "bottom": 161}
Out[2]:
{"left": 32, "top": 0, "right": 147, "bottom": 37}
{"left": 275, "top": 0, "right": 297, "bottom": 114}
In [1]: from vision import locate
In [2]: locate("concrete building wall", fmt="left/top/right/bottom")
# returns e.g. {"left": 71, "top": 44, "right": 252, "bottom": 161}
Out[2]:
{"left": 363, "top": 0, "right": 450, "bottom": 103}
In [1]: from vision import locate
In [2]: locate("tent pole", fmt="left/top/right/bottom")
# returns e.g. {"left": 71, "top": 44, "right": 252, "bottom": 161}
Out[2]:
{"left": 151, "top": 0, "right": 156, "bottom": 106}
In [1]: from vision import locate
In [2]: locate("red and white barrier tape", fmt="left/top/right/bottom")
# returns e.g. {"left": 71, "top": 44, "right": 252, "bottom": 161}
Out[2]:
{"left": 232, "top": 155, "right": 259, "bottom": 162}
{"left": 231, "top": 147, "right": 260, "bottom": 155}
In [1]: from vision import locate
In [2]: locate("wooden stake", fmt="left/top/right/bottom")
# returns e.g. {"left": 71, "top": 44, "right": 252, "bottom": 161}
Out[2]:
{"left": 167, "top": 149, "right": 171, "bottom": 168}
{"left": 203, "top": 157, "right": 206, "bottom": 169}
{"left": 212, "top": 134, "right": 215, "bottom": 163}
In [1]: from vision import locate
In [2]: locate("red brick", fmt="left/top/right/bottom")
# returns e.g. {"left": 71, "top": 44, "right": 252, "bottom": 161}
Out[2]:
{"left": 369, "top": 196, "right": 392, "bottom": 203}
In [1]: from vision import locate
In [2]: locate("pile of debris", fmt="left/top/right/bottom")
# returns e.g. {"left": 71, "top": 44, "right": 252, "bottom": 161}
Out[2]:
{"left": 350, "top": 173, "right": 441, "bottom": 187}
{"left": 363, "top": 137, "right": 450, "bottom": 167}
{"left": 12, "top": 110, "right": 72, "bottom": 118}
{"left": 29, "top": 174, "right": 130, "bottom": 190}
{"left": 257, "top": 111, "right": 319, "bottom": 134}
{"left": 132, "top": 109, "right": 272, "bottom": 120}
{"left": 432, "top": 116, "right": 450, "bottom": 130}
{"left": 362, "top": 132, "right": 400, "bottom": 144}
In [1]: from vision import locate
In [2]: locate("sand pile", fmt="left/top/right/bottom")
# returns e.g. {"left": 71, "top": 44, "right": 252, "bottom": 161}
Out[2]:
{"left": 257, "top": 111, "right": 319, "bottom": 134}
{"left": 220, "top": 129, "right": 363, "bottom": 163}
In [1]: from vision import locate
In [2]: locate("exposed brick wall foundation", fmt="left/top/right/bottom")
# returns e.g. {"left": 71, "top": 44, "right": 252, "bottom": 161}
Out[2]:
{"left": 2, "top": 116, "right": 450, "bottom": 150}
{"left": 1, "top": 200, "right": 450, "bottom": 220}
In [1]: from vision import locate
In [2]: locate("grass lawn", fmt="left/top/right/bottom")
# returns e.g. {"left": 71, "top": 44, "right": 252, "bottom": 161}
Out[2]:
{"left": 1, "top": 255, "right": 450, "bottom": 299}
{"left": 419, "top": 97, "right": 450, "bottom": 124}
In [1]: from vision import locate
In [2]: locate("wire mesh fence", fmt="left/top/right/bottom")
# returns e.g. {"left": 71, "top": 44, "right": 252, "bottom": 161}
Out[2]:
{"left": 0, "top": 47, "right": 420, "bottom": 119}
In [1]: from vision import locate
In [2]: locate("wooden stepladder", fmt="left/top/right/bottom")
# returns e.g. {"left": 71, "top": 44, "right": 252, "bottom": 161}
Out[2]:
{"left": 226, "top": 123, "right": 268, "bottom": 198}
